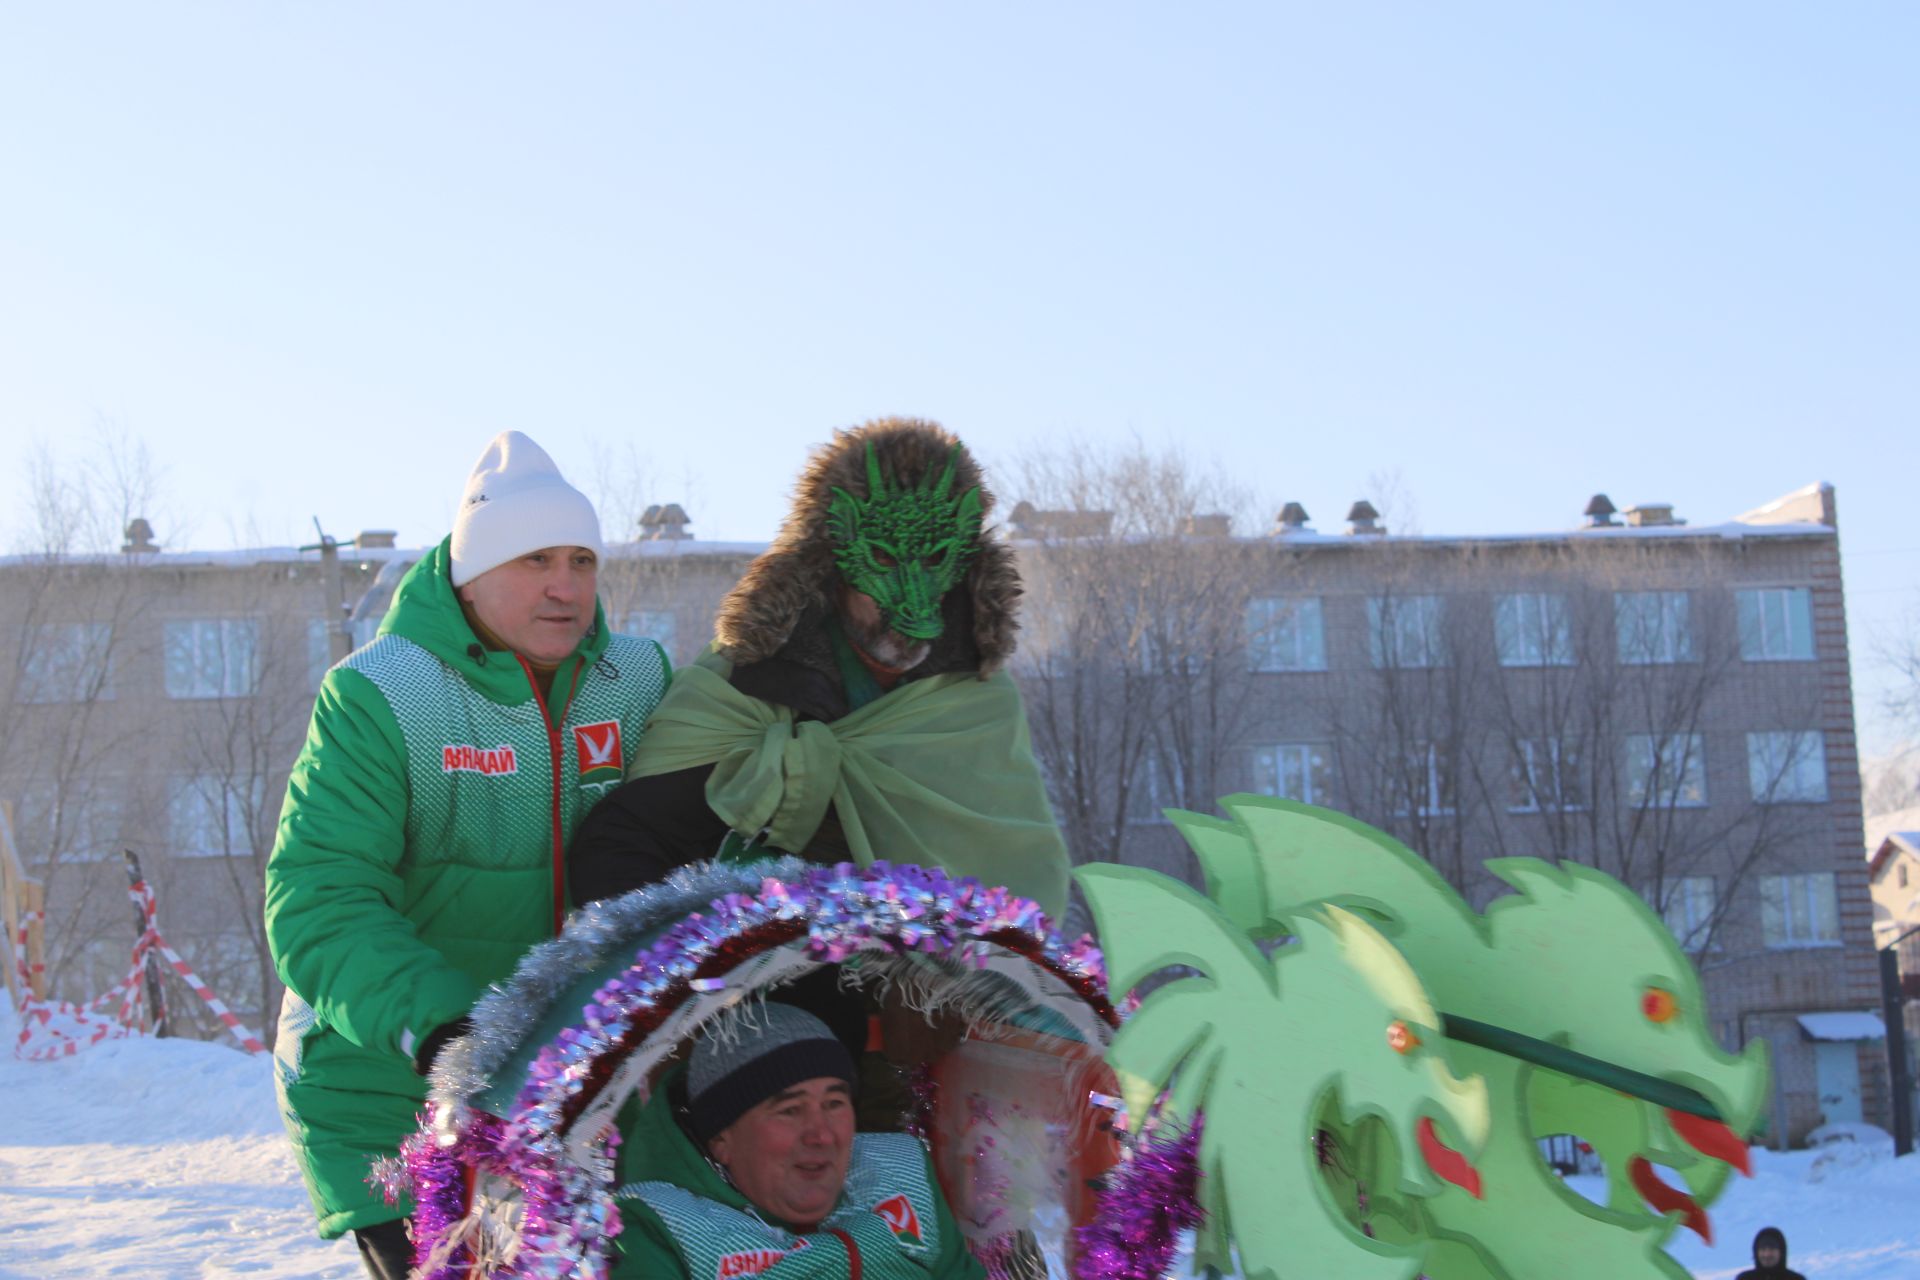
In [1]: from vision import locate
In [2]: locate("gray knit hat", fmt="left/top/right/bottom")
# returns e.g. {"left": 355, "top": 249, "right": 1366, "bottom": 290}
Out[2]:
{"left": 687, "top": 1004, "right": 857, "bottom": 1143}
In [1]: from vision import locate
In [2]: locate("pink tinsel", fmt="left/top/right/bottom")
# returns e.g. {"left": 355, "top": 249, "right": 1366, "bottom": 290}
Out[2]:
{"left": 1073, "top": 1114, "right": 1205, "bottom": 1280}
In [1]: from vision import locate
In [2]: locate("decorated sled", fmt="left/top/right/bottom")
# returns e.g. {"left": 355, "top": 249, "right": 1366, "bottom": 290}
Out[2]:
{"left": 386, "top": 800, "right": 1769, "bottom": 1280}
{"left": 382, "top": 857, "right": 1120, "bottom": 1278}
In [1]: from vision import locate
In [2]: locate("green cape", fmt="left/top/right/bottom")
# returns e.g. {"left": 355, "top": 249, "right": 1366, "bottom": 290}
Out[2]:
{"left": 626, "top": 652, "right": 1069, "bottom": 917}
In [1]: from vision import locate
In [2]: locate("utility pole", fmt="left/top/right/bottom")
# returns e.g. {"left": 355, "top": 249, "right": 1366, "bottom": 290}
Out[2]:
{"left": 1882, "top": 923, "right": 1918, "bottom": 1157}
{"left": 300, "top": 518, "right": 360, "bottom": 664}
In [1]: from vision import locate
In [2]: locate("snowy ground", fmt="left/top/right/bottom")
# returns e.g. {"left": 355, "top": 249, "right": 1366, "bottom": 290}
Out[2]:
{"left": 1565, "top": 1147, "right": 1920, "bottom": 1279}
{"left": 0, "top": 1003, "right": 359, "bottom": 1279}
{"left": 2, "top": 999, "right": 1916, "bottom": 1279}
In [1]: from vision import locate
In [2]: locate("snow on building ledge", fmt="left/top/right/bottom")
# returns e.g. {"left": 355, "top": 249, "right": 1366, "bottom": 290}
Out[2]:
{"left": 1796, "top": 1011, "right": 1886, "bottom": 1042}
{"left": 1735, "top": 481, "right": 1837, "bottom": 528}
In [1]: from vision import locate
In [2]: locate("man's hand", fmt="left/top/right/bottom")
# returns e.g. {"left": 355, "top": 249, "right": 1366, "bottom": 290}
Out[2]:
{"left": 412, "top": 1016, "right": 474, "bottom": 1077}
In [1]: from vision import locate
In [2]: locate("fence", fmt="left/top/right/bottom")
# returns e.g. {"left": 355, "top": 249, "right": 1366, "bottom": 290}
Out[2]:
{"left": 4, "top": 802, "right": 265, "bottom": 1060}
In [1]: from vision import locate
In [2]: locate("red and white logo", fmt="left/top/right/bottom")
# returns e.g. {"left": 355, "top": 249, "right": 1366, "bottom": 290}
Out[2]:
{"left": 573, "top": 720, "right": 624, "bottom": 784}
{"left": 874, "top": 1193, "right": 922, "bottom": 1242}
{"left": 442, "top": 744, "right": 518, "bottom": 776}
{"left": 715, "top": 1239, "right": 807, "bottom": 1278}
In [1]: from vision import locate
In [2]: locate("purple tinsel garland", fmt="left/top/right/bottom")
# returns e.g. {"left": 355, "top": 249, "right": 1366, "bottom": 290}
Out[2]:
{"left": 1073, "top": 1114, "right": 1206, "bottom": 1280}
{"left": 389, "top": 860, "right": 1112, "bottom": 1280}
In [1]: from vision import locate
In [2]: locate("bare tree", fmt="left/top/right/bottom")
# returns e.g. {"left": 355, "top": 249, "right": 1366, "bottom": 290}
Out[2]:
{"left": 164, "top": 598, "right": 324, "bottom": 1046}
{"left": 1328, "top": 537, "right": 1827, "bottom": 956}
{"left": 1007, "top": 442, "right": 1264, "bottom": 878}
{"left": 1322, "top": 543, "right": 1500, "bottom": 892}
{"left": 1876, "top": 592, "right": 1920, "bottom": 763}
{"left": 0, "top": 432, "right": 171, "bottom": 1003}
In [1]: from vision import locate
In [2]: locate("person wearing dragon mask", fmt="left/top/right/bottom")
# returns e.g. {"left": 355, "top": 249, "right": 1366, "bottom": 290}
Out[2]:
{"left": 570, "top": 419, "right": 1068, "bottom": 1158}
{"left": 569, "top": 416, "right": 1069, "bottom": 918}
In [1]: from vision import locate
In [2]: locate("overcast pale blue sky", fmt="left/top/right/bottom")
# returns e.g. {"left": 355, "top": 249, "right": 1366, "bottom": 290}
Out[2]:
{"left": 1, "top": 4, "right": 1914, "bottom": 751}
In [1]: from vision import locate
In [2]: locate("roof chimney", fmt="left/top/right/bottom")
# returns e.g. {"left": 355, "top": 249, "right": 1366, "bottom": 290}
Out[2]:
{"left": 121, "top": 518, "right": 157, "bottom": 554}
{"left": 1181, "top": 513, "right": 1232, "bottom": 538}
{"left": 1583, "top": 494, "right": 1618, "bottom": 528}
{"left": 1345, "top": 500, "right": 1384, "bottom": 536}
{"left": 1274, "top": 502, "right": 1312, "bottom": 535}
{"left": 1006, "top": 501, "right": 1114, "bottom": 539}
{"left": 356, "top": 529, "right": 397, "bottom": 549}
{"left": 1622, "top": 503, "right": 1683, "bottom": 528}
{"left": 639, "top": 503, "right": 693, "bottom": 541}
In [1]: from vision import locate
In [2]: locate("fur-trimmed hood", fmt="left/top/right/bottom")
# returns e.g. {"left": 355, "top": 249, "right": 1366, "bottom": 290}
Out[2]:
{"left": 715, "top": 418, "right": 1021, "bottom": 676}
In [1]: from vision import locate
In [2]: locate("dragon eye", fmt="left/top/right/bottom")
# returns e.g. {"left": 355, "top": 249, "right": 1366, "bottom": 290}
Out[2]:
{"left": 872, "top": 550, "right": 898, "bottom": 569}
{"left": 1386, "top": 1021, "right": 1420, "bottom": 1054}
{"left": 1641, "top": 988, "right": 1678, "bottom": 1023}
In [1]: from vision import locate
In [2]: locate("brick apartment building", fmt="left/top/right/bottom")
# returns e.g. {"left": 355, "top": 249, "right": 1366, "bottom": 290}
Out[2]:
{"left": 0, "top": 484, "right": 1892, "bottom": 1144}
{"left": 1012, "top": 481, "right": 1886, "bottom": 1146}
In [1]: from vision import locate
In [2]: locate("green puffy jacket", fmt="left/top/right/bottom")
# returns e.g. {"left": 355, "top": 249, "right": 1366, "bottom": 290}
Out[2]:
{"left": 614, "top": 1066, "right": 985, "bottom": 1280}
{"left": 265, "top": 540, "right": 670, "bottom": 1237}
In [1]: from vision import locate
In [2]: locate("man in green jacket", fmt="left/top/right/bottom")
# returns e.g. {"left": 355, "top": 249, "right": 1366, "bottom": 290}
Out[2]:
{"left": 616, "top": 1004, "right": 984, "bottom": 1280}
{"left": 265, "top": 431, "right": 671, "bottom": 1279}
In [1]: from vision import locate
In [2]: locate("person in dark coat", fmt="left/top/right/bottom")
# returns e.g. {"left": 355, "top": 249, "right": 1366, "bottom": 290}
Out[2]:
{"left": 568, "top": 417, "right": 1069, "bottom": 918}
{"left": 1735, "top": 1225, "right": 1806, "bottom": 1280}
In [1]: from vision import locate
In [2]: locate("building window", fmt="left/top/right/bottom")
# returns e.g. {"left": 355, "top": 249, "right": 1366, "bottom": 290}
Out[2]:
{"left": 21, "top": 791, "right": 122, "bottom": 863}
{"left": 1393, "top": 743, "right": 1456, "bottom": 817}
{"left": 1507, "top": 739, "right": 1586, "bottom": 813}
{"left": 168, "top": 776, "right": 265, "bottom": 857}
{"left": 1128, "top": 749, "right": 1186, "bottom": 824}
{"left": 1494, "top": 593, "right": 1573, "bottom": 667}
{"left": 1252, "top": 743, "right": 1333, "bottom": 805}
{"left": 164, "top": 619, "right": 258, "bottom": 699}
{"left": 1747, "top": 731, "right": 1828, "bottom": 803}
{"left": 1760, "top": 872, "right": 1840, "bottom": 947}
{"left": 1367, "top": 596, "right": 1447, "bottom": 669}
{"left": 1736, "top": 588, "right": 1815, "bottom": 661}
{"left": 1624, "top": 734, "right": 1707, "bottom": 808}
{"left": 1246, "top": 598, "right": 1326, "bottom": 672}
{"left": 623, "top": 610, "right": 679, "bottom": 660}
{"left": 1615, "top": 592, "right": 1694, "bottom": 665}
{"left": 307, "top": 620, "right": 335, "bottom": 693}
{"left": 20, "top": 623, "right": 114, "bottom": 703}
{"left": 1658, "top": 876, "right": 1717, "bottom": 951}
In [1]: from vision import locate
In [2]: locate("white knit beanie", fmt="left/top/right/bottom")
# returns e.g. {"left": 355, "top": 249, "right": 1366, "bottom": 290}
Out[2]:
{"left": 450, "top": 432, "right": 603, "bottom": 587}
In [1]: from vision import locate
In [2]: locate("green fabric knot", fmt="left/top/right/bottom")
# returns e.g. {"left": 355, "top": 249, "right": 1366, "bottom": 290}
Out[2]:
{"left": 626, "top": 652, "right": 1069, "bottom": 916}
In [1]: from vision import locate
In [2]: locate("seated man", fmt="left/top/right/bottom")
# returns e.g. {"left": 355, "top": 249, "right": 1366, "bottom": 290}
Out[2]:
{"left": 616, "top": 1004, "right": 985, "bottom": 1280}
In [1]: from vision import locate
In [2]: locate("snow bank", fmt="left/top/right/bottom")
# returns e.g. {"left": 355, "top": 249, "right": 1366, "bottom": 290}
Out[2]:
{"left": 1662, "top": 1147, "right": 1920, "bottom": 1280}
{"left": 2, "top": 998, "right": 1917, "bottom": 1278}
{"left": 1562, "top": 1146, "right": 1920, "bottom": 1280}
{"left": 0, "top": 1001, "right": 359, "bottom": 1279}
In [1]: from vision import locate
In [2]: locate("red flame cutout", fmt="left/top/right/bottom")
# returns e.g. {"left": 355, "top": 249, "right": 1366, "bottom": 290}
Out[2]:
{"left": 1665, "top": 1109, "right": 1752, "bottom": 1176}
{"left": 1627, "top": 1156, "right": 1712, "bottom": 1244}
{"left": 1417, "top": 1117, "right": 1483, "bottom": 1199}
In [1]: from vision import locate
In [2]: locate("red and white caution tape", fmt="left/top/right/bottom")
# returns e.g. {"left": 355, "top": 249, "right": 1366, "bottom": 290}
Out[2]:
{"left": 10, "top": 880, "right": 266, "bottom": 1060}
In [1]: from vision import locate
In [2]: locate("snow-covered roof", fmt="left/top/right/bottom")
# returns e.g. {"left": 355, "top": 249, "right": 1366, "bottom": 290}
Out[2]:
{"left": 0, "top": 544, "right": 412, "bottom": 569}
{"left": 1231, "top": 519, "right": 1835, "bottom": 551}
{"left": 1866, "top": 827, "right": 1920, "bottom": 880}
{"left": 1797, "top": 1012, "right": 1886, "bottom": 1042}
{"left": 0, "top": 539, "right": 770, "bottom": 570}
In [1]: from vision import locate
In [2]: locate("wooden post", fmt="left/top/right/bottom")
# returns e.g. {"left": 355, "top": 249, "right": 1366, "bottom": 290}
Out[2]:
{"left": 122, "top": 850, "right": 168, "bottom": 1037}
{"left": 21, "top": 878, "right": 46, "bottom": 1002}
{"left": 0, "top": 798, "right": 43, "bottom": 1006}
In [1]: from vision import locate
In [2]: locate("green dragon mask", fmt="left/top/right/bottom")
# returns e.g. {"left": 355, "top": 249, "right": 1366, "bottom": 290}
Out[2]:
{"left": 825, "top": 441, "right": 985, "bottom": 641}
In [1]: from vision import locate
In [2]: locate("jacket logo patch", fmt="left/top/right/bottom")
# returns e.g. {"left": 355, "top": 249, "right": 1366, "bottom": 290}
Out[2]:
{"left": 441, "top": 744, "right": 518, "bottom": 776}
{"left": 573, "top": 720, "right": 624, "bottom": 787}
{"left": 715, "top": 1239, "right": 805, "bottom": 1278}
{"left": 874, "top": 1193, "right": 922, "bottom": 1242}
